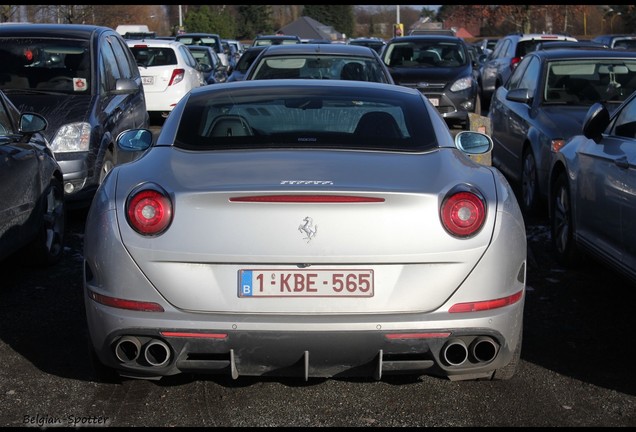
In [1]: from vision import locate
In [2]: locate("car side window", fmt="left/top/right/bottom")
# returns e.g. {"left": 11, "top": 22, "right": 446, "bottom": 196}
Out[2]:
{"left": 109, "top": 35, "right": 134, "bottom": 80}
{"left": 516, "top": 56, "right": 540, "bottom": 94}
{"left": 506, "top": 56, "right": 530, "bottom": 90}
{"left": 180, "top": 46, "right": 198, "bottom": 68}
{"left": 0, "top": 99, "right": 12, "bottom": 136}
{"left": 612, "top": 97, "right": 636, "bottom": 139}
{"left": 101, "top": 39, "right": 121, "bottom": 91}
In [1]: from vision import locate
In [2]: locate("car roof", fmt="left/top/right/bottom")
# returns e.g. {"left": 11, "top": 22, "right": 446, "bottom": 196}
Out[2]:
{"left": 257, "top": 43, "right": 381, "bottom": 57}
{"left": 0, "top": 23, "right": 111, "bottom": 39}
{"left": 256, "top": 34, "right": 301, "bottom": 39}
{"left": 189, "top": 77, "right": 412, "bottom": 95}
{"left": 507, "top": 33, "right": 577, "bottom": 42}
{"left": 388, "top": 35, "right": 465, "bottom": 43}
{"left": 126, "top": 38, "right": 187, "bottom": 48}
{"left": 529, "top": 47, "right": 636, "bottom": 60}
{"left": 536, "top": 41, "right": 610, "bottom": 50}
{"left": 177, "top": 33, "right": 221, "bottom": 38}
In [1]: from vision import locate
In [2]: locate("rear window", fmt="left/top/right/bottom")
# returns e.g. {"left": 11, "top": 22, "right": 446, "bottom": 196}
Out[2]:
{"left": 129, "top": 46, "right": 177, "bottom": 67}
{"left": 174, "top": 85, "right": 437, "bottom": 152}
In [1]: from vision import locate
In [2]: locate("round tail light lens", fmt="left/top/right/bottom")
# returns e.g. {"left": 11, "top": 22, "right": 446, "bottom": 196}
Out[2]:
{"left": 126, "top": 186, "right": 173, "bottom": 235}
{"left": 441, "top": 190, "right": 486, "bottom": 238}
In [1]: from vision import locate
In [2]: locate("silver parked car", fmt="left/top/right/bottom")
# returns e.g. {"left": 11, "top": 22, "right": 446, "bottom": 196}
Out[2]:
{"left": 84, "top": 80, "right": 526, "bottom": 382}
{"left": 549, "top": 95, "right": 636, "bottom": 284}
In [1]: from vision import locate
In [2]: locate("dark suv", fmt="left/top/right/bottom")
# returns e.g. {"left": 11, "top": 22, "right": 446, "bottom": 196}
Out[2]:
{"left": 0, "top": 24, "right": 149, "bottom": 206}
{"left": 479, "top": 33, "right": 577, "bottom": 109}
{"left": 381, "top": 35, "right": 480, "bottom": 129}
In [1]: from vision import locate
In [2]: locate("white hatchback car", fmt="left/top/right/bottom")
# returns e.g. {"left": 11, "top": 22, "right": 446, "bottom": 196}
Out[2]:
{"left": 127, "top": 39, "right": 205, "bottom": 119}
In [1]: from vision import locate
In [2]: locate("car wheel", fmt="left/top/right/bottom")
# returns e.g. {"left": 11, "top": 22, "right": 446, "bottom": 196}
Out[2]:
{"left": 99, "top": 150, "right": 115, "bottom": 184}
{"left": 490, "top": 326, "right": 522, "bottom": 381}
{"left": 550, "top": 172, "right": 580, "bottom": 266}
{"left": 26, "top": 177, "right": 66, "bottom": 266}
{"left": 520, "top": 149, "right": 540, "bottom": 215}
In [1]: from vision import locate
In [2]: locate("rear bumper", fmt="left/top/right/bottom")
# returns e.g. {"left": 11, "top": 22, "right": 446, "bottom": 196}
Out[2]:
{"left": 85, "top": 294, "right": 524, "bottom": 381}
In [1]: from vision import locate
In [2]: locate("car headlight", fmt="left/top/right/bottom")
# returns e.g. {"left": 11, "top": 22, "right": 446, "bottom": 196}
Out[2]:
{"left": 450, "top": 77, "right": 472, "bottom": 93}
{"left": 50, "top": 122, "right": 91, "bottom": 153}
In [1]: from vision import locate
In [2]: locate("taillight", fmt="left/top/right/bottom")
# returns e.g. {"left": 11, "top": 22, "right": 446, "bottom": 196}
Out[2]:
{"left": 168, "top": 68, "right": 185, "bottom": 86}
{"left": 440, "top": 189, "right": 486, "bottom": 238}
{"left": 126, "top": 184, "right": 173, "bottom": 236}
{"left": 510, "top": 57, "right": 521, "bottom": 70}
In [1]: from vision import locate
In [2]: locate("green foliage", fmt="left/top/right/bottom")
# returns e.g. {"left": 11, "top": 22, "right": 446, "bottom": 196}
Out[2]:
{"left": 237, "top": 5, "right": 274, "bottom": 39}
{"left": 183, "top": 5, "right": 237, "bottom": 39}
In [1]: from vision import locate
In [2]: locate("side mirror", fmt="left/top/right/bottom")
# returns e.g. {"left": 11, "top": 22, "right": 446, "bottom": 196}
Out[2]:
{"left": 19, "top": 112, "right": 47, "bottom": 133}
{"left": 582, "top": 102, "right": 610, "bottom": 142}
{"left": 116, "top": 129, "right": 153, "bottom": 152}
{"left": 506, "top": 88, "right": 532, "bottom": 104}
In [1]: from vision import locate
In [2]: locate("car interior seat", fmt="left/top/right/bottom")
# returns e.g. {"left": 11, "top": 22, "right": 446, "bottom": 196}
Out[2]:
{"left": 417, "top": 50, "right": 440, "bottom": 65}
{"left": 389, "top": 46, "right": 413, "bottom": 66}
{"left": 209, "top": 115, "right": 253, "bottom": 137}
{"left": 340, "top": 62, "right": 366, "bottom": 81}
{"left": 354, "top": 111, "right": 402, "bottom": 139}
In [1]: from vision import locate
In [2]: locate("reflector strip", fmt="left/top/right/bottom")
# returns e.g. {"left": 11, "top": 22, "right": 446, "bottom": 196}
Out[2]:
{"left": 230, "top": 195, "right": 385, "bottom": 203}
{"left": 449, "top": 290, "right": 524, "bottom": 313}
{"left": 88, "top": 290, "right": 164, "bottom": 312}
{"left": 385, "top": 332, "right": 451, "bottom": 340}
{"left": 160, "top": 331, "right": 228, "bottom": 339}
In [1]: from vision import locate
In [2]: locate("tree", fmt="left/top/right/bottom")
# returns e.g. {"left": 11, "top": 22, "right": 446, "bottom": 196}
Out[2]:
{"left": 236, "top": 5, "right": 274, "bottom": 39}
{"left": 183, "top": 5, "right": 237, "bottom": 39}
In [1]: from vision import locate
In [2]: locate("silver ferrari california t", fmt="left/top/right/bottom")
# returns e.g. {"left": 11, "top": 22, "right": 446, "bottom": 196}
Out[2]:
{"left": 83, "top": 79, "right": 527, "bottom": 382}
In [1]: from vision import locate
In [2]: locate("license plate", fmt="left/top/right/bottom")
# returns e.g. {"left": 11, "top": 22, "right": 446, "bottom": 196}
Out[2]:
{"left": 239, "top": 269, "right": 374, "bottom": 297}
{"left": 142, "top": 76, "right": 154, "bottom": 85}
{"left": 428, "top": 97, "right": 439, "bottom": 106}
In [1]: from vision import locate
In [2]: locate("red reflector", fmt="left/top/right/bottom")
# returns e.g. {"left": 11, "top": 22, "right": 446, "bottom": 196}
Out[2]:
{"left": 88, "top": 290, "right": 164, "bottom": 312}
{"left": 160, "top": 331, "right": 227, "bottom": 339}
{"left": 230, "top": 195, "right": 385, "bottom": 203}
{"left": 385, "top": 332, "right": 451, "bottom": 340}
{"left": 448, "top": 290, "right": 524, "bottom": 313}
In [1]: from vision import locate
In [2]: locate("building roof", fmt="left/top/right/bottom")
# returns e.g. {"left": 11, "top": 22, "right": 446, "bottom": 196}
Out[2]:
{"left": 278, "top": 16, "right": 344, "bottom": 42}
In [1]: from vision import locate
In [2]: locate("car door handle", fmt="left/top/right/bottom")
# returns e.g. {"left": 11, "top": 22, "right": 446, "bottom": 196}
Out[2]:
{"left": 615, "top": 156, "right": 629, "bottom": 169}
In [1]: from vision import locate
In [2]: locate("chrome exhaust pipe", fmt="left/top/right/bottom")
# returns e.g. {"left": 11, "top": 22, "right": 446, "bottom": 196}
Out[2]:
{"left": 470, "top": 337, "right": 499, "bottom": 363}
{"left": 114, "top": 336, "right": 141, "bottom": 363}
{"left": 442, "top": 339, "right": 468, "bottom": 366}
{"left": 143, "top": 339, "right": 171, "bottom": 367}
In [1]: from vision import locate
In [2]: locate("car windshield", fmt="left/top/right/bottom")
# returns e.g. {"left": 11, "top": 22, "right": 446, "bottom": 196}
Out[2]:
{"left": 174, "top": 85, "right": 437, "bottom": 152}
{"left": 544, "top": 59, "right": 636, "bottom": 104}
{"left": 250, "top": 56, "right": 391, "bottom": 83}
{"left": 384, "top": 40, "right": 467, "bottom": 68}
{"left": 0, "top": 39, "right": 91, "bottom": 94}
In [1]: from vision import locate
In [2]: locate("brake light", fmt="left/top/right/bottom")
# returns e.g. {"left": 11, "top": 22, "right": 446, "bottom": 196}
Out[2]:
{"left": 510, "top": 57, "right": 521, "bottom": 70}
{"left": 230, "top": 195, "right": 384, "bottom": 203}
{"left": 168, "top": 68, "right": 185, "bottom": 86}
{"left": 126, "top": 185, "right": 173, "bottom": 235}
{"left": 440, "top": 189, "right": 486, "bottom": 238}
